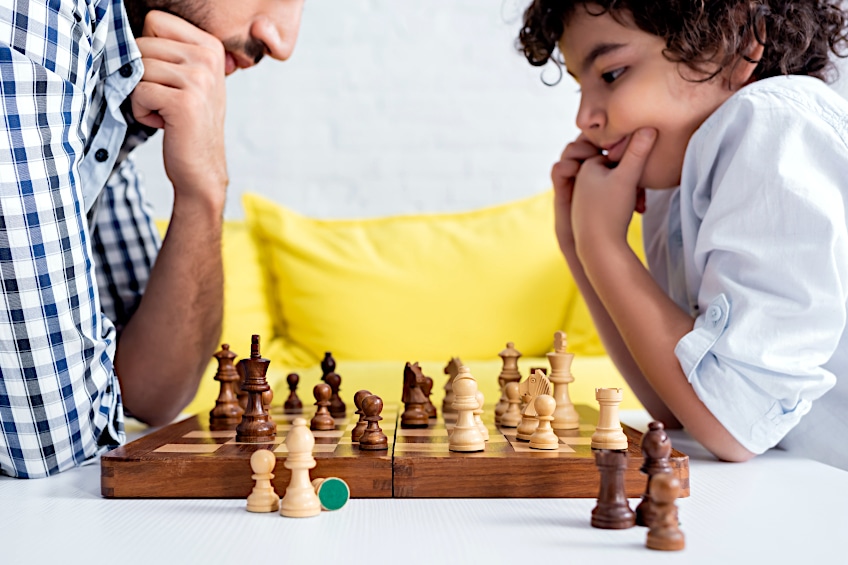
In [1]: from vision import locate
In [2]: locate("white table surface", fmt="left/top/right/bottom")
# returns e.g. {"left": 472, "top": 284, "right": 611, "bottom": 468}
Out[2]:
{"left": 2, "top": 411, "right": 846, "bottom": 565}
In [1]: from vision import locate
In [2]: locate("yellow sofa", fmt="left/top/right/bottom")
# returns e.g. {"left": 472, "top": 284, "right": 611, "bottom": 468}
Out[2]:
{"left": 177, "top": 190, "right": 645, "bottom": 417}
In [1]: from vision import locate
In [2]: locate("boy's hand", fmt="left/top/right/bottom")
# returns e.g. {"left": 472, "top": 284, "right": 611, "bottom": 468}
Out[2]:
{"left": 571, "top": 128, "right": 657, "bottom": 248}
{"left": 550, "top": 135, "right": 604, "bottom": 256}
{"left": 130, "top": 11, "right": 228, "bottom": 208}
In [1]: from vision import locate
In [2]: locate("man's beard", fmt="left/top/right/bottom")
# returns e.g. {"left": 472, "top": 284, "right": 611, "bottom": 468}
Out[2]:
{"left": 123, "top": 0, "right": 265, "bottom": 65}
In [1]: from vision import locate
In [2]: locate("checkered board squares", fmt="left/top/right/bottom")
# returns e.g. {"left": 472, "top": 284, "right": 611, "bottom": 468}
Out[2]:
{"left": 102, "top": 406, "right": 397, "bottom": 499}
{"left": 390, "top": 405, "right": 690, "bottom": 498}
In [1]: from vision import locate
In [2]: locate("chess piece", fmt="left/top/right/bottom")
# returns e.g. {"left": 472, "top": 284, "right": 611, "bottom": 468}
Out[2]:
{"left": 591, "top": 449, "right": 636, "bottom": 529}
{"left": 209, "top": 344, "right": 244, "bottom": 430}
{"left": 351, "top": 389, "right": 372, "bottom": 442}
{"left": 500, "top": 381, "right": 522, "bottom": 428}
{"left": 449, "top": 366, "right": 485, "bottom": 452}
{"left": 262, "top": 385, "right": 273, "bottom": 413}
{"left": 645, "top": 473, "right": 685, "bottom": 551}
{"left": 401, "top": 362, "right": 429, "bottom": 429}
{"left": 547, "top": 331, "right": 579, "bottom": 430}
{"left": 474, "top": 390, "right": 489, "bottom": 441}
{"left": 494, "top": 342, "right": 522, "bottom": 424}
{"left": 358, "top": 394, "right": 389, "bottom": 450}
{"left": 442, "top": 357, "right": 462, "bottom": 416}
{"left": 235, "top": 335, "right": 276, "bottom": 443}
{"left": 235, "top": 358, "right": 248, "bottom": 412}
{"left": 310, "top": 383, "right": 336, "bottom": 431}
{"left": 280, "top": 418, "right": 321, "bottom": 518}
{"left": 283, "top": 373, "right": 303, "bottom": 414}
{"left": 312, "top": 477, "right": 350, "bottom": 511}
{"left": 636, "top": 421, "right": 674, "bottom": 527}
{"left": 529, "top": 394, "right": 559, "bottom": 450}
{"left": 516, "top": 370, "right": 551, "bottom": 441}
{"left": 320, "top": 351, "right": 336, "bottom": 380}
{"left": 422, "top": 375, "right": 438, "bottom": 419}
{"left": 246, "top": 449, "right": 280, "bottom": 512}
{"left": 591, "top": 388, "right": 628, "bottom": 450}
{"left": 324, "top": 372, "right": 346, "bottom": 418}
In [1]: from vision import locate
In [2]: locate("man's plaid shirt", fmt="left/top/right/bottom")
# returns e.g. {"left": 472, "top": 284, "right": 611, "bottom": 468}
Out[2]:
{"left": 0, "top": 0, "right": 162, "bottom": 478}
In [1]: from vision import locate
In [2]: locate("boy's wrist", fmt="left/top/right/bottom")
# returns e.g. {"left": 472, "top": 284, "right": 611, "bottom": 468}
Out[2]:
{"left": 574, "top": 230, "right": 632, "bottom": 270}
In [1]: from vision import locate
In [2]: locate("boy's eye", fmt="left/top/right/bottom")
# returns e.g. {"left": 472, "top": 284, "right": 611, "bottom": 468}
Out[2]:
{"left": 601, "top": 67, "right": 626, "bottom": 83}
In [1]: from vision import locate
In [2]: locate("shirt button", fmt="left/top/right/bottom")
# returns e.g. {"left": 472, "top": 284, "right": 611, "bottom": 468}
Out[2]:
{"left": 707, "top": 305, "right": 722, "bottom": 322}
{"left": 94, "top": 148, "right": 109, "bottom": 162}
{"left": 119, "top": 63, "right": 133, "bottom": 78}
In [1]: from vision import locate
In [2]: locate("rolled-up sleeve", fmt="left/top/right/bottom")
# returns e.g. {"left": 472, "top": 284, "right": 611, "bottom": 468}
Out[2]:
{"left": 673, "top": 85, "right": 848, "bottom": 454}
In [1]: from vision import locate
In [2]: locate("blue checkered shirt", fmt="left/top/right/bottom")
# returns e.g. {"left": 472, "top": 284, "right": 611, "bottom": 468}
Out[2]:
{"left": 0, "top": 0, "right": 162, "bottom": 478}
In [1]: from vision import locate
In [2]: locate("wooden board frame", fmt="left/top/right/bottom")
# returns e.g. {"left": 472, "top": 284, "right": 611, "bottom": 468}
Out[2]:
{"left": 101, "top": 404, "right": 689, "bottom": 499}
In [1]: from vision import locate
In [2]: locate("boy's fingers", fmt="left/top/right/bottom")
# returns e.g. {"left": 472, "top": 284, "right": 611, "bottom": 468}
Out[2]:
{"left": 616, "top": 128, "right": 657, "bottom": 184}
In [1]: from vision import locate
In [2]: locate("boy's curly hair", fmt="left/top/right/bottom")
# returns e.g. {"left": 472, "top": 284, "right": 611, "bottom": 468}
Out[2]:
{"left": 518, "top": 0, "right": 848, "bottom": 83}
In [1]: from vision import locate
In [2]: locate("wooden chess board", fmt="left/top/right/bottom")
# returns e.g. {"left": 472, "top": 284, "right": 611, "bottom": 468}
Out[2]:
{"left": 101, "top": 404, "right": 689, "bottom": 499}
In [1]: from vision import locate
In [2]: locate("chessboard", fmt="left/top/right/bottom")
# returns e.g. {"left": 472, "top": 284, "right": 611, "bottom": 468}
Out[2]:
{"left": 101, "top": 403, "right": 690, "bottom": 499}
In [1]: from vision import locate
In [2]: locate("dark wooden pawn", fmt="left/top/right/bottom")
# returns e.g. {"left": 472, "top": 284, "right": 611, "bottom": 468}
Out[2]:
{"left": 358, "top": 394, "right": 388, "bottom": 451}
{"left": 209, "top": 344, "right": 244, "bottom": 430}
{"left": 422, "top": 375, "right": 437, "bottom": 419}
{"left": 351, "top": 389, "right": 372, "bottom": 442}
{"left": 283, "top": 373, "right": 303, "bottom": 414}
{"left": 324, "top": 372, "right": 346, "bottom": 418}
{"left": 591, "top": 449, "right": 636, "bottom": 529}
{"left": 401, "top": 362, "right": 429, "bottom": 429}
{"left": 646, "top": 473, "right": 685, "bottom": 551}
{"left": 235, "top": 335, "right": 276, "bottom": 443}
{"left": 636, "top": 421, "right": 673, "bottom": 527}
{"left": 310, "top": 382, "right": 336, "bottom": 431}
{"left": 320, "top": 351, "right": 336, "bottom": 380}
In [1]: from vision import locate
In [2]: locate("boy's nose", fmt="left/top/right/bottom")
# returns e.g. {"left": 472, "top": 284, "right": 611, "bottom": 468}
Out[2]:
{"left": 575, "top": 97, "right": 604, "bottom": 132}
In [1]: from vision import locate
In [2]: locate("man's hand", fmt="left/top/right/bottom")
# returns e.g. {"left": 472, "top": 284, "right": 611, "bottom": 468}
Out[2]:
{"left": 550, "top": 135, "right": 604, "bottom": 257}
{"left": 571, "top": 128, "right": 657, "bottom": 250}
{"left": 130, "top": 11, "right": 228, "bottom": 207}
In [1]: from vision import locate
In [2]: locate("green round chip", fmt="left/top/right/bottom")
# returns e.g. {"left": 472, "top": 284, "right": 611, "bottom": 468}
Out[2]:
{"left": 316, "top": 477, "right": 350, "bottom": 511}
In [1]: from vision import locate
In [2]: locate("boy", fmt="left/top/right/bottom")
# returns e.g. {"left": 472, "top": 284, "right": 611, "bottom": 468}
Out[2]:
{"left": 518, "top": 1, "right": 848, "bottom": 469}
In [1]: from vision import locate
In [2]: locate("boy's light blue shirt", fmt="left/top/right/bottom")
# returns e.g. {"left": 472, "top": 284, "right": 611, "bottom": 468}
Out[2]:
{"left": 643, "top": 75, "right": 848, "bottom": 470}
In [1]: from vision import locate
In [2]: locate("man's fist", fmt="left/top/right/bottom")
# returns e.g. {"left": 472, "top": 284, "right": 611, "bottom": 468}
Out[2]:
{"left": 130, "top": 11, "right": 228, "bottom": 206}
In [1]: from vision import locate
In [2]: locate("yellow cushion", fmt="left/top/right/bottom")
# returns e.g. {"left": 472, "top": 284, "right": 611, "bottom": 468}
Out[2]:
{"left": 243, "top": 191, "right": 579, "bottom": 366}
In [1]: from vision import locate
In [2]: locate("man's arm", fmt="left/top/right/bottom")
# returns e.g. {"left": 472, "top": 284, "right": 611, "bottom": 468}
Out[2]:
{"left": 114, "top": 12, "right": 229, "bottom": 426}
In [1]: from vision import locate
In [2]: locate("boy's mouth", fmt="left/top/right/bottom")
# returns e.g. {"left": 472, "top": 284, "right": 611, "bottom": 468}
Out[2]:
{"left": 603, "top": 136, "right": 629, "bottom": 163}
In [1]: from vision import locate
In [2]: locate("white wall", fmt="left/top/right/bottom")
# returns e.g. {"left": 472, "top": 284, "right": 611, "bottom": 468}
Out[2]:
{"left": 133, "top": 1, "right": 848, "bottom": 220}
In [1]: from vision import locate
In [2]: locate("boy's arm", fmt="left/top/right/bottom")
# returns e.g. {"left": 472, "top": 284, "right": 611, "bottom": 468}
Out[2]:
{"left": 113, "top": 12, "right": 227, "bottom": 426}
{"left": 571, "top": 129, "right": 754, "bottom": 463}
{"left": 553, "top": 137, "right": 680, "bottom": 427}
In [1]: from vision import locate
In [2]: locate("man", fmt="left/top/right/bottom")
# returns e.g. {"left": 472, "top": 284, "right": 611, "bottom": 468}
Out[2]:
{"left": 0, "top": 0, "right": 304, "bottom": 478}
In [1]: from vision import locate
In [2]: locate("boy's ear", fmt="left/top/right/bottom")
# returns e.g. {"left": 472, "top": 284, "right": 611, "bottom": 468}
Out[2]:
{"left": 729, "top": 17, "right": 766, "bottom": 88}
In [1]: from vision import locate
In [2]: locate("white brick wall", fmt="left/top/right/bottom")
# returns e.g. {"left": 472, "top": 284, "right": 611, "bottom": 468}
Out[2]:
{"left": 133, "top": 1, "right": 848, "bottom": 220}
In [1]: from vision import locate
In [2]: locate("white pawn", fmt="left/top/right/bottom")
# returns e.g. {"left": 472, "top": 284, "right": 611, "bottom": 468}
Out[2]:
{"left": 449, "top": 366, "right": 485, "bottom": 452}
{"left": 246, "top": 449, "right": 280, "bottom": 512}
{"left": 280, "top": 417, "right": 321, "bottom": 517}
{"left": 591, "top": 388, "right": 628, "bottom": 450}
{"left": 474, "top": 390, "right": 489, "bottom": 441}
{"left": 500, "top": 381, "right": 522, "bottom": 428}
{"left": 529, "top": 395, "right": 559, "bottom": 450}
